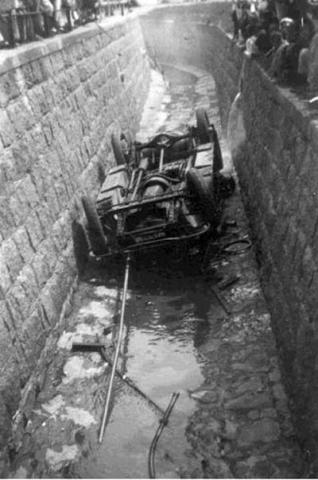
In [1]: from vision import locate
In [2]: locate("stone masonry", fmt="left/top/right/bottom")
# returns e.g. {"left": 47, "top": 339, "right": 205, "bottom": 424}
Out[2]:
{"left": 0, "top": 13, "right": 150, "bottom": 461}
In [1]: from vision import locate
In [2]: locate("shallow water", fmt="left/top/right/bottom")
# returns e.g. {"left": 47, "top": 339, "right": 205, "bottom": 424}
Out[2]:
{"left": 74, "top": 261, "right": 215, "bottom": 478}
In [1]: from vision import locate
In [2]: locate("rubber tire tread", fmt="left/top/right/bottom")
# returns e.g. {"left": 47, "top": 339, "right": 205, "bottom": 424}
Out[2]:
{"left": 187, "top": 168, "right": 216, "bottom": 224}
{"left": 211, "top": 126, "right": 224, "bottom": 173}
{"left": 82, "top": 196, "right": 108, "bottom": 255}
{"left": 196, "top": 108, "right": 210, "bottom": 144}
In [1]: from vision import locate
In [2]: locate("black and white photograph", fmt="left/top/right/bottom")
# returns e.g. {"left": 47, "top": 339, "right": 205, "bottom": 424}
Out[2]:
{"left": 0, "top": 0, "right": 315, "bottom": 477}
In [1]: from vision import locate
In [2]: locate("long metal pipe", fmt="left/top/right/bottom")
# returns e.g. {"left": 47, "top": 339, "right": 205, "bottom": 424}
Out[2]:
{"left": 98, "top": 253, "right": 131, "bottom": 443}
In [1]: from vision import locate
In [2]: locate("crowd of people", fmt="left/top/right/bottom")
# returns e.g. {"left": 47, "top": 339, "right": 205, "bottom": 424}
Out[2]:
{"left": 0, "top": 0, "right": 120, "bottom": 46}
{"left": 231, "top": 0, "right": 318, "bottom": 87}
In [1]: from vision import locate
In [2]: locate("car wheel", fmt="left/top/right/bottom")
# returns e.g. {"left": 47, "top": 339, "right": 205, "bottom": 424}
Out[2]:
{"left": 214, "top": 172, "right": 236, "bottom": 200}
{"left": 111, "top": 133, "right": 126, "bottom": 165}
{"left": 123, "top": 131, "right": 133, "bottom": 151}
{"left": 82, "top": 196, "right": 108, "bottom": 255}
{"left": 196, "top": 108, "right": 210, "bottom": 144}
{"left": 72, "top": 220, "right": 89, "bottom": 274}
{"left": 211, "top": 126, "right": 224, "bottom": 173}
{"left": 186, "top": 168, "right": 216, "bottom": 224}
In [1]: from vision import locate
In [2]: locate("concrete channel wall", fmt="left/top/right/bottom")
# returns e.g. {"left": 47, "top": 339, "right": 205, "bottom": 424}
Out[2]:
{"left": 140, "top": 3, "right": 318, "bottom": 456}
{"left": 0, "top": 14, "right": 150, "bottom": 455}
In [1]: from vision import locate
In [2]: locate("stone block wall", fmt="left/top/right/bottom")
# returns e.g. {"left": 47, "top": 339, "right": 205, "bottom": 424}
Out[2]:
{"left": 0, "top": 13, "right": 150, "bottom": 453}
{"left": 141, "top": 4, "right": 318, "bottom": 462}
{"left": 239, "top": 58, "right": 318, "bottom": 456}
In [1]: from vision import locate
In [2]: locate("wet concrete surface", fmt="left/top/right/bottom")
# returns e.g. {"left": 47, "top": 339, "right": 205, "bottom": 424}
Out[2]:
{"left": 9, "top": 66, "right": 304, "bottom": 478}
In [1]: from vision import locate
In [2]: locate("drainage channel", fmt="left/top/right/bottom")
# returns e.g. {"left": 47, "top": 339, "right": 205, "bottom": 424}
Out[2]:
{"left": 10, "top": 65, "right": 304, "bottom": 478}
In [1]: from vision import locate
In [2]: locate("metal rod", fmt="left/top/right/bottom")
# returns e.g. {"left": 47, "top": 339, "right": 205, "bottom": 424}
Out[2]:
{"left": 72, "top": 342, "right": 165, "bottom": 416}
{"left": 148, "top": 392, "right": 180, "bottom": 478}
{"left": 158, "top": 148, "right": 164, "bottom": 172}
{"left": 128, "top": 168, "right": 136, "bottom": 192}
{"left": 211, "top": 286, "right": 231, "bottom": 315}
{"left": 99, "top": 346, "right": 165, "bottom": 416}
{"left": 120, "top": 372, "right": 165, "bottom": 416}
{"left": 111, "top": 190, "right": 185, "bottom": 213}
{"left": 131, "top": 169, "right": 143, "bottom": 200}
{"left": 98, "top": 253, "right": 131, "bottom": 443}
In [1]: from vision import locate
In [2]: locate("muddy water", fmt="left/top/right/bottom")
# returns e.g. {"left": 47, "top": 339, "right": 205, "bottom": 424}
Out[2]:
{"left": 73, "top": 259, "right": 219, "bottom": 479}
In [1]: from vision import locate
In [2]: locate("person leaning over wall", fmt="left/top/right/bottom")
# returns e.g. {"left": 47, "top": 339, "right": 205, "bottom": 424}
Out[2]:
{"left": 296, "top": 1, "right": 318, "bottom": 90}
{"left": 0, "top": 0, "right": 25, "bottom": 45}
{"left": 0, "top": 0, "right": 49, "bottom": 45}
{"left": 76, "top": 0, "right": 99, "bottom": 24}
{"left": 53, "top": 0, "right": 79, "bottom": 31}
{"left": 232, "top": 0, "right": 315, "bottom": 84}
{"left": 30, "top": 0, "right": 76, "bottom": 37}
{"left": 24, "top": 0, "right": 54, "bottom": 38}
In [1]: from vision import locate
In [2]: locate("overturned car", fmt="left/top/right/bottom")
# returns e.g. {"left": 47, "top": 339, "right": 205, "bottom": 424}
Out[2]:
{"left": 82, "top": 108, "right": 235, "bottom": 257}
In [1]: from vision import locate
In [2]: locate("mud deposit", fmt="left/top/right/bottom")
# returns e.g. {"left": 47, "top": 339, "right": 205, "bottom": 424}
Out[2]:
{"left": 9, "top": 66, "right": 304, "bottom": 478}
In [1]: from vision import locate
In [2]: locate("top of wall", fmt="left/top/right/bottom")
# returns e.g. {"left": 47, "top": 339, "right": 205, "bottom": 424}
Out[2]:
{"left": 0, "top": 12, "right": 135, "bottom": 75}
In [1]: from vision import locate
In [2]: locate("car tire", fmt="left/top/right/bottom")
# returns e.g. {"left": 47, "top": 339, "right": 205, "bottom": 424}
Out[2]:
{"left": 214, "top": 172, "right": 236, "bottom": 200}
{"left": 123, "top": 131, "right": 133, "bottom": 151}
{"left": 72, "top": 220, "right": 89, "bottom": 274}
{"left": 196, "top": 108, "right": 211, "bottom": 144}
{"left": 211, "top": 126, "right": 224, "bottom": 173}
{"left": 111, "top": 133, "right": 126, "bottom": 165}
{"left": 82, "top": 196, "right": 108, "bottom": 255}
{"left": 186, "top": 168, "right": 216, "bottom": 224}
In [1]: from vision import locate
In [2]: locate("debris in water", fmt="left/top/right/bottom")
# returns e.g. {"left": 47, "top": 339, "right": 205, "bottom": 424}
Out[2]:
{"left": 211, "top": 286, "right": 231, "bottom": 315}
{"left": 217, "top": 273, "right": 241, "bottom": 290}
{"left": 188, "top": 389, "right": 209, "bottom": 400}
{"left": 42, "top": 395, "right": 65, "bottom": 416}
{"left": 78, "top": 301, "right": 114, "bottom": 324}
{"left": 61, "top": 407, "right": 97, "bottom": 428}
{"left": 222, "top": 238, "right": 252, "bottom": 255}
{"left": 224, "top": 219, "right": 237, "bottom": 227}
{"left": 58, "top": 323, "right": 104, "bottom": 350}
{"left": 62, "top": 356, "right": 106, "bottom": 383}
{"left": 103, "top": 326, "right": 112, "bottom": 335}
{"left": 12, "top": 467, "right": 28, "bottom": 478}
{"left": 45, "top": 444, "right": 79, "bottom": 470}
